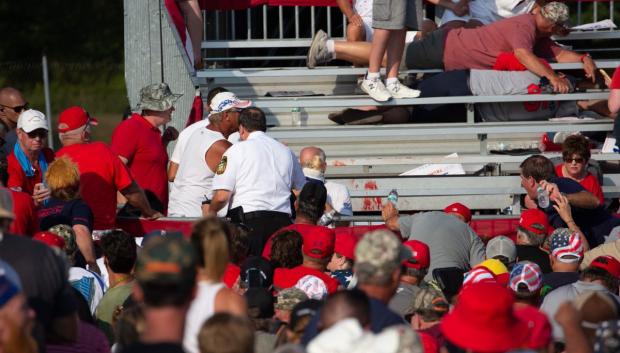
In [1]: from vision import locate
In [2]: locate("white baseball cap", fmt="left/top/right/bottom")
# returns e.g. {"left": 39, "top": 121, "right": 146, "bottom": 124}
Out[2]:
{"left": 17, "top": 109, "right": 49, "bottom": 133}
{"left": 208, "top": 92, "right": 252, "bottom": 116}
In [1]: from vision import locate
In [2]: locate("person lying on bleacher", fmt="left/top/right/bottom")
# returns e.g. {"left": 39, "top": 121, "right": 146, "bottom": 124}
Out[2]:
{"left": 307, "top": 2, "right": 597, "bottom": 94}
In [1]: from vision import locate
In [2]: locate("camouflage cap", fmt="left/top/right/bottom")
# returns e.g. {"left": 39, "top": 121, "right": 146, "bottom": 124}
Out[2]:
{"left": 136, "top": 83, "right": 182, "bottom": 112}
{"left": 275, "top": 287, "right": 309, "bottom": 311}
{"left": 354, "top": 230, "right": 412, "bottom": 279}
{"left": 541, "top": 2, "right": 570, "bottom": 28}
{"left": 135, "top": 236, "right": 197, "bottom": 287}
{"left": 406, "top": 287, "right": 450, "bottom": 318}
{"left": 49, "top": 224, "right": 78, "bottom": 258}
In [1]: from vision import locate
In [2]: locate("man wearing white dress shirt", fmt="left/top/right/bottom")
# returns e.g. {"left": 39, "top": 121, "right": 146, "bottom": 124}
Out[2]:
{"left": 209, "top": 107, "right": 306, "bottom": 256}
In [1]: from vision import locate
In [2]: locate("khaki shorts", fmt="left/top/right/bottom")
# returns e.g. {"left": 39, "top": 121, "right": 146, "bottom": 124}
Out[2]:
{"left": 372, "top": 0, "right": 407, "bottom": 30}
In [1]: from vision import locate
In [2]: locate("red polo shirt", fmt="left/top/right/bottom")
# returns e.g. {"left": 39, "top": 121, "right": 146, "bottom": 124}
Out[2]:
{"left": 7, "top": 148, "right": 55, "bottom": 196}
{"left": 110, "top": 114, "right": 169, "bottom": 211}
{"left": 57, "top": 142, "right": 134, "bottom": 230}
{"left": 273, "top": 265, "right": 339, "bottom": 294}
{"left": 9, "top": 189, "right": 38, "bottom": 236}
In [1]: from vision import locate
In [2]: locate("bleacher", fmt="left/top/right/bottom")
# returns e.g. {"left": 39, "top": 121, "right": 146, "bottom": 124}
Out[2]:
{"left": 127, "top": 0, "right": 620, "bottom": 216}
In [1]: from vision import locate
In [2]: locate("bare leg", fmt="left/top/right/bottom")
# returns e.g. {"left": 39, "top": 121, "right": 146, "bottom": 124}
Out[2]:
{"left": 368, "top": 28, "right": 391, "bottom": 74}
{"left": 386, "top": 29, "right": 406, "bottom": 79}
{"left": 334, "top": 40, "right": 389, "bottom": 67}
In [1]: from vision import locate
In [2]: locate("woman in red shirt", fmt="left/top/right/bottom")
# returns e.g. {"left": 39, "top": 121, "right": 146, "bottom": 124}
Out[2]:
{"left": 555, "top": 134, "right": 604, "bottom": 203}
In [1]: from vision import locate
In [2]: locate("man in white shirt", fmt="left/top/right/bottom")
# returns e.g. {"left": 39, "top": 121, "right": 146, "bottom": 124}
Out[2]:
{"left": 209, "top": 107, "right": 306, "bottom": 255}
{"left": 168, "top": 93, "right": 246, "bottom": 217}
{"left": 299, "top": 146, "right": 353, "bottom": 226}
{"left": 167, "top": 89, "right": 249, "bottom": 182}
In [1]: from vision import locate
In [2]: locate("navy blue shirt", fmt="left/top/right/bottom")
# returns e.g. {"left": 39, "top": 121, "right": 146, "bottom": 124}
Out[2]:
{"left": 301, "top": 297, "right": 405, "bottom": 345}
{"left": 543, "top": 177, "right": 620, "bottom": 247}
{"left": 37, "top": 198, "right": 94, "bottom": 232}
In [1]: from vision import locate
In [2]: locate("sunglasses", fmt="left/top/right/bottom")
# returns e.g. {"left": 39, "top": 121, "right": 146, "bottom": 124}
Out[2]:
{"left": 565, "top": 157, "right": 585, "bottom": 164}
{"left": 26, "top": 129, "right": 47, "bottom": 139}
{"left": 0, "top": 102, "right": 28, "bottom": 114}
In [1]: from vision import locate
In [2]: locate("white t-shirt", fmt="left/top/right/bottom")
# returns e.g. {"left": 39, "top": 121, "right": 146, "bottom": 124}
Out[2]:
{"left": 441, "top": 0, "right": 535, "bottom": 25}
{"left": 183, "top": 281, "right": 226, "bottom": 353}
{"left": 170, "top": 119, "right": 210, "bottom": 164}
{"left": 69, "top": 267, "right": 106, "bottom": 314}
{"left": 325, "top": 181, "right": 354, "bottom": 216}
{"left": 169, "top": 128, "right": 227, "bottom": 217}
{"left": 212, "top": 131, "right": 306, "bottom": 214}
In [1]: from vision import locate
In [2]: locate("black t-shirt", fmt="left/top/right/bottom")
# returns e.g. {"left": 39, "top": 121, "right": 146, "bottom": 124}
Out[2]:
{"left": 543, "top": 177, "right": 620, "bottom": 247}
{"left": 0, "top": 234, "right": 76, "bottom": 351}
{"left": 37, "top": 198, "right": 93, "bottom": 231}
{"left": 516, "top": 245, "right": 552, "bottom": 273}
{"left": 541, "top": 271, "right": 579, "bottom": 297}
{"left": 120, "top": 342, "right": 185, "bottom": 353}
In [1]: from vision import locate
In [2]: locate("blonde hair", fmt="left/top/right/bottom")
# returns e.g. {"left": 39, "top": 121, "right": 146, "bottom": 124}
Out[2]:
{"left": 190, "top": 217, "right": 231, "bottom": 281}
{"left": 45, "top": 157, "right": 80, "bottom": 201}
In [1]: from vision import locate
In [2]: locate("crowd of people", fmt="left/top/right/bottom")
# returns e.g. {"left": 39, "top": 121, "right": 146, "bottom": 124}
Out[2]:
{"left": 2, "top": 77, "right": 620, "bottom": 353}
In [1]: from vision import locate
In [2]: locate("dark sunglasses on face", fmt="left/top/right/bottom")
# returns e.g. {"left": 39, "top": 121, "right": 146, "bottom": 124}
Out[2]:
{"left": 26, "top": 129, "right": 47, "bottom": 139}
{"left": 0, "top": 103, "right": 28, "bottom": 114}
{"left": 565, "top": 157, "right": 585, "bottom": 164}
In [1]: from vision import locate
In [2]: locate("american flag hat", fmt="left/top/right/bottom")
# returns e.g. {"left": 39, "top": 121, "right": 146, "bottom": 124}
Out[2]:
{"left": 463, "top": 266, "right": 496, "bottom": 287}
{"left": 549, "top": 228, "right": 584, "bottom": 263}
{"left": 509, "top": 261, "right": 543, "bottom": 293}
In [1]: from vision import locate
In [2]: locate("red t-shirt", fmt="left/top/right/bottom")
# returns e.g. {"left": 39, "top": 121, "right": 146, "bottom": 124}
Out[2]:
{"left": 273, "top": 265, "right": 339, "bottom": 294}
{"left": 110, "top": 114, "right": 169, "bottom": 210}
{"left": 611, "top": 66, "right": 620, "bottom": 89}
{"left": 7, "top": 148, "right": 55, "bottom": 196}
{"left": 9, "top": 189, "right": 38, "bottom": 236}
{"left": 222, "top": 263, "right": 241, "bottom": 289}
{"left": 261, "top": 223, "right": 333, "bottom": 259}
{"left": 555, "top": 164, "right": 604, "bottom": 204}
{"left": 443, "top": 14, "right": 561, "bottom": 71}
{"left": 57, "top": 142, "right": 134, "bottom": 230}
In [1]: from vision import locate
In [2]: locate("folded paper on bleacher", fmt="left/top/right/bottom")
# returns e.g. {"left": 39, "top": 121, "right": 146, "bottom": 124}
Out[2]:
{"left": 400, "top": 153, "right": 466, "bottom": 176}
{"left": 572, "top": 19, "right": 617, "bottom": 31}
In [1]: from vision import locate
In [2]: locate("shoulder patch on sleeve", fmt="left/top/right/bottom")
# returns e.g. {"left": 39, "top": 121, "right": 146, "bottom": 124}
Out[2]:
{"left": 215, "top": 156, "right": 227, "bottom": 175}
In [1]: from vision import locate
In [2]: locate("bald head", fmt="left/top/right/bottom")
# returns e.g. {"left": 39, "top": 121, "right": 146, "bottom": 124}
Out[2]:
{"left": 0, "top": 87, "right": 26, "bottom": 127}
{"left": 299, "top": 146, "right": 326, "bottom": 173}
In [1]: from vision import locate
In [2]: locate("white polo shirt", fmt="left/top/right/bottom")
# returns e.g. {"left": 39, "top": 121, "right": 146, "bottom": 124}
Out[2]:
{"left": 168, "top": 128, "right": 227, "bottom": 217}
{"left": 212, "top": 131, "right": 305, "bottom": 214}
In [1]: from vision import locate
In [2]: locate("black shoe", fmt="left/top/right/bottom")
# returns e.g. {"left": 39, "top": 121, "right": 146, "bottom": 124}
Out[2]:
{"left": 328, "top": 108, "right": 383, "bottom": 125}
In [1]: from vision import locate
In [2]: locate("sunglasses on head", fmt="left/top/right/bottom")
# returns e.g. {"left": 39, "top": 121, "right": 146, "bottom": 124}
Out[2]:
{"left": 0, "top": 103, "right": 28, "bottom": 114}
{"left": 565, "top": 157, "right": 585, "bottom": 164}
{"left": 26, "top": 129, "right": 47, "bottom": 139}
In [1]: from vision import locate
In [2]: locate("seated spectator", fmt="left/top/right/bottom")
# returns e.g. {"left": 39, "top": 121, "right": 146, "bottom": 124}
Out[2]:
{"left": 520, "top": 155, "right": 617, "bottom": 247}
{"left": 443, "top": 202, "right": 471, "bottom": 224}
{"left": 185, "top": 217, "right": 247, "bottom": 353}
{"left": 541, "top": 228, "right": 584, "bottom": 297}
{"left": 0, "top": 157, "right": 37, "bottom": 236}
{"left": 7, "top": 109, "right": 53, "bottom": 204}
{"left": 509, "top": 261, "right": 543, "bottom": 306}
{"left": 541, "top": 255, "right": 620, "bottom": 343}
{"left": 299, "top": 147, "right": 353, "bottom": 225}
{"left": 37, "top": 157, "right": 97, "bottom": 272}
{"left": 0, "top": 260, "right": 37, "bottom": 353}
{"left": 485, "top": 235, "right": 517, "bottom": 270}
{"left": 270, "top": 230, "right": 303, "bottom": 269}
{"left": 382, "top": 204, "right": 485, "bottom": 281}
{"left": 556, "top": 135, "right": 604, "bottom": 204}
{"left": 198, "top": 313, "right": 255, "bottom": 353}
{"left": 515, "top": 209, "right": 552, "bottom": 273}
{"left": 96, "top": 229, "right": 137, "bottom": 343}
{"left": 441, "top": 282, "right": 530, "bottom": 352}
{"left": 406, "top": 287, "right": 449, "bottom": 350}
{"left": 245, "top": 287, "right": 276, "bottom": 353}
{"left": 389, "top": 240, "right": 431, "bottom": 318}
{"left": 273, "top": 226, "right": 339, "bottom": 294}
{"left": 327, "top": 232, "right": 357, "bottom": 289}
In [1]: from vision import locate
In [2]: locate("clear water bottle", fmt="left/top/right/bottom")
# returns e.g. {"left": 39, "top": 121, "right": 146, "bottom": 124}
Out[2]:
{"left": 387, "top": 189, "right": 399, "bottom": 206}
{"left": 291, "top": 107, "right": 301, "bottom": 126}
{"left": 318, "top": 209, "right": 337, "bottom": 226}
{"left": 536, "top": 186, "right": 550, "bottom": 208}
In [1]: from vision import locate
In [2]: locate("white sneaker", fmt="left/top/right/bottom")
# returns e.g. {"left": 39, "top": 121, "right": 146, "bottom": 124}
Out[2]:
{"left": 360, "top": 78, "right": 392, "bottom": 102}
{"left": 386, "top": 80, "right": 421, "bottom": 98}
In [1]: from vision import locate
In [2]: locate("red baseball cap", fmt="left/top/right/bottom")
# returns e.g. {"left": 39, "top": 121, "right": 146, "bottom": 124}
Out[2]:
{"left": 33, "top": 231, "right": 66, "bottom": 249}
{"left": 402, "top": 240, "right": 430, "bottom": 270}
{"left": 441, "top": 282, "right": 529, "bottom": 352}
{"left": 58, "top": 106, "right": 98, "bottom": 133}
{"left": 334, "top": 232, "right": 357, "bottom": 261}
{"left": 518, "top": 209, "right": 550, "bottom": 237}
{"left": 444, "top": 203, "right": 472, "bottom": 223}
{"left": 589, "top": 255, "right": 620, "bottom": 278}
{"left": 514, "top": 305, "right": 552, "bottom": 350}
{"left": 302, "top": 227, "right": 335, "bottom": 259}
